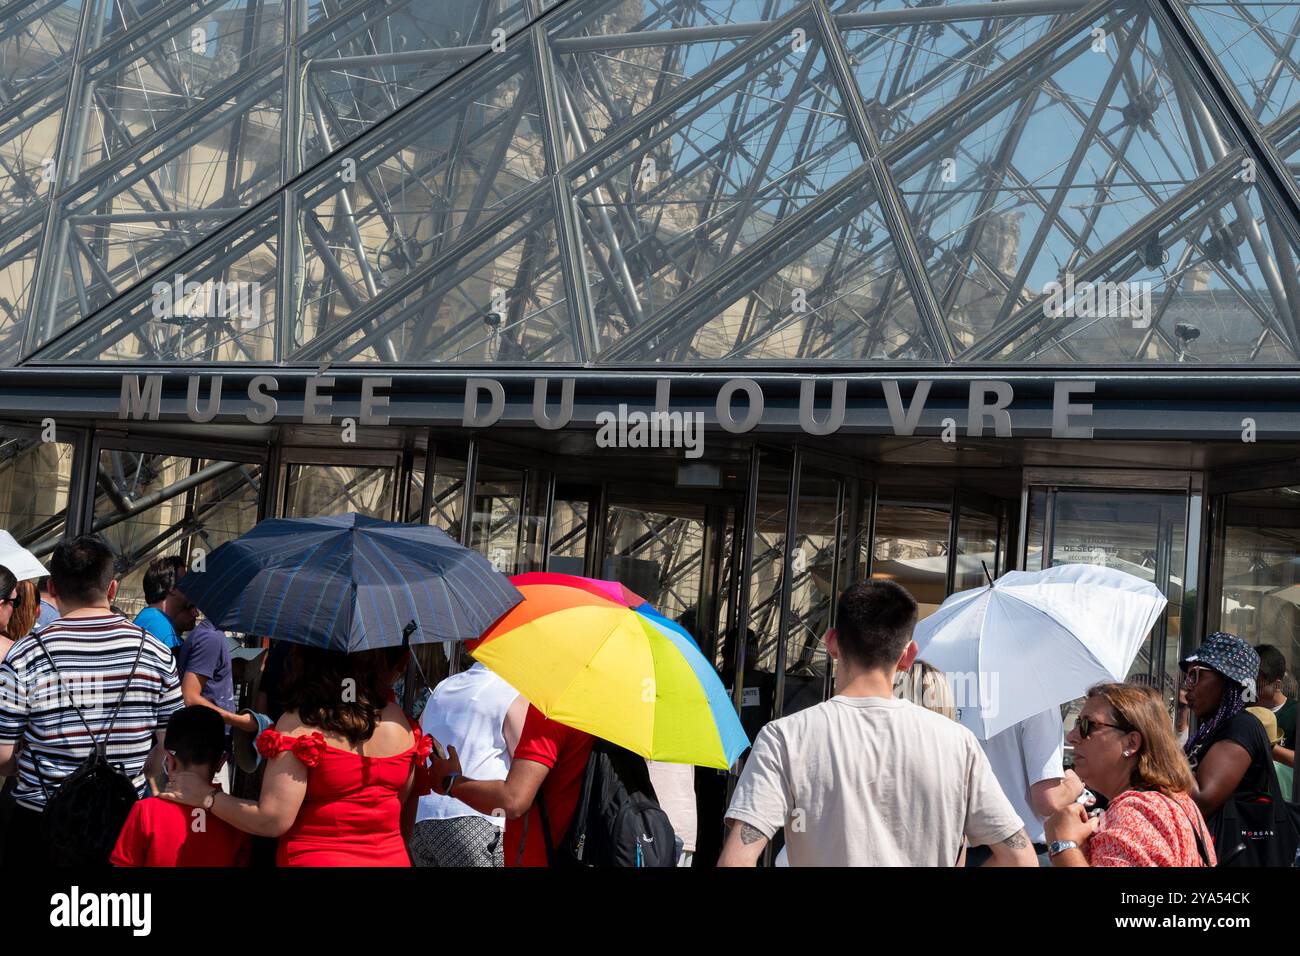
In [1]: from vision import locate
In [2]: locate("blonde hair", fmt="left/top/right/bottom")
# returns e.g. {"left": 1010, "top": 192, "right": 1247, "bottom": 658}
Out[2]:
{"left": 894, "top": 659, "right": 956, "bottom": 721}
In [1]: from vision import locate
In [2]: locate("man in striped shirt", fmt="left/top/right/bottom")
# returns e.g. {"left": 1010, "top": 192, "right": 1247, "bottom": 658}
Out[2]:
{"left": 0, "top": 535, "right": 182, "bottom": 866}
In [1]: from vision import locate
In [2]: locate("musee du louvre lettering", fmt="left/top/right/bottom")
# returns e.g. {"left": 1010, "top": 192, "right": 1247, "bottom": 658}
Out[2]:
{"left": 116, "top": 373, "right": 1102, "bottom": 438}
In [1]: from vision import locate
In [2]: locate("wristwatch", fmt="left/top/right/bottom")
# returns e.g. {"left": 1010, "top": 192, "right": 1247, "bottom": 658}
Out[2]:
{"left": 202, "top": 790, "right": 217, "bottom": 811}
{"left": 1047, "top": 840, "right": 1078, "bottom": 857}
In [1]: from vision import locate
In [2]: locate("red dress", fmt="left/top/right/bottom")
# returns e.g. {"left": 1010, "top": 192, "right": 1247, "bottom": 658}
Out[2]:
{"left": 256, "top": 725, "right": 433, "bottom": 867}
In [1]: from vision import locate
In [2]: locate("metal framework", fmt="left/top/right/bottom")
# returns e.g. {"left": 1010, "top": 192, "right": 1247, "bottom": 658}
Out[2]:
{"left": 0, "top": 0, "right": 1293, "bottom": 369}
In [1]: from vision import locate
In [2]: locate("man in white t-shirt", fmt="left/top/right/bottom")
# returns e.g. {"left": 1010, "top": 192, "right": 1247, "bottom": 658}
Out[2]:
{"left": 972, "top": 709, "right": 1083, "bottom": 866}
{"left": 410, "top": 659, "right": 528, "bottom": 867}
{"left": 720, "top": 579, "right": 1035, "bottom": 867}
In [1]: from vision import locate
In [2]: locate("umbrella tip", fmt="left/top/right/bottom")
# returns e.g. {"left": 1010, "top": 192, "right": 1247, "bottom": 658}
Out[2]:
{"left": 982, "top": 560, "right": 994, "bottom": 587}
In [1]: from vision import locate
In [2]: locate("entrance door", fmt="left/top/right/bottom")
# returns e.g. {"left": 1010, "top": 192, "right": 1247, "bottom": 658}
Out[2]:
{"left": 1024, "top": 483, "right": 1190, "bottom": 711}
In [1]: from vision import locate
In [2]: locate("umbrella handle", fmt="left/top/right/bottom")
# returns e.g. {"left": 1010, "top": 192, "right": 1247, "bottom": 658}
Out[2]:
{"left": 982, "top": 560, "right": 994, "bottom": 587}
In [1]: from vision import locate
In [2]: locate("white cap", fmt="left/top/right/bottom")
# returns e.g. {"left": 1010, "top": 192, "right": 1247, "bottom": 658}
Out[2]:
{"left": 0, "top": 530, "right": 48, "bottom": 581}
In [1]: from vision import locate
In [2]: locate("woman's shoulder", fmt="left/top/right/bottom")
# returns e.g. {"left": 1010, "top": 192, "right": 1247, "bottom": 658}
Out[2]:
{"left": 1211, "top": 710, "right": 1272, "bottom": 752}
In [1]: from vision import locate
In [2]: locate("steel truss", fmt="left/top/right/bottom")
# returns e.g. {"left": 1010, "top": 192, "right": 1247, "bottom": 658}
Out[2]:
{"left": 0, "top": 0, "right": 1293, "bottom": 369}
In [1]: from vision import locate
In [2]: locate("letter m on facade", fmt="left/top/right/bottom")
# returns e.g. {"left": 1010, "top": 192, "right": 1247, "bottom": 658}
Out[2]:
{"left": 119, "top": 374, "right": 163, "bottom": 420}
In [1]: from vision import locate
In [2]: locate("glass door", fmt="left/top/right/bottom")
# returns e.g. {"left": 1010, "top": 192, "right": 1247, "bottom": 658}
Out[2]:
{"left": 1024, "top": 484, "right": 1190, "bottom": 714}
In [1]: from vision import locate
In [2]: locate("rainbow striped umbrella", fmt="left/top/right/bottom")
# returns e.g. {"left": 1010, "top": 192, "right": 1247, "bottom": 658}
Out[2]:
{"left": 467, "top": 574, "right": 748, "bottom": 769}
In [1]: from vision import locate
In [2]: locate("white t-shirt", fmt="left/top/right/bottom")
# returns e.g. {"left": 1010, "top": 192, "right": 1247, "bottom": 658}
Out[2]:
{"left": 647, "top": 760, "right": 697, "bottom": 852}
{"left": 978, "top": 708, "right": 1065, "bottom": 845}
{"left": 726, "top": 695, "right": 1023, "bottom": 866}
{"left": 416, "top": 664, "right": 519, "bottom": 827}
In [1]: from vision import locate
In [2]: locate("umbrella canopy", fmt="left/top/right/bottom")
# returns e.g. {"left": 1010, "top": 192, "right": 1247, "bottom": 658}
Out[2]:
{"left": 0, "top": 530, "right": 47, "bottom": 581}
{"left": 913, "top": 563, "right": 1167, "bottom": 739}
{"left": 177, "top": 513, "right": 523, "bottom": 652}
{"left": 468, "top": 574, "right": 748, "bottom": 769}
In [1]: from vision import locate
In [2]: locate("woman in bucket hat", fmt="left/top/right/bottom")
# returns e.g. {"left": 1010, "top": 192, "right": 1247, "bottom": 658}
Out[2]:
{"left": 1180, "top": 632, "right": 1274, "bottom": 826}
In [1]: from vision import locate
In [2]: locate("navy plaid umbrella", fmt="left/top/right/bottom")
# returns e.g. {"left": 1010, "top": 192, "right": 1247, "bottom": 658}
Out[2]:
{"left": 176, "top": 513, "right": 523, "bottom": 652}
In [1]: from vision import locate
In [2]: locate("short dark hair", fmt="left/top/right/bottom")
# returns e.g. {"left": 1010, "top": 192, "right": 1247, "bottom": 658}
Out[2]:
{"left": 164, "top": 705, "right": 225, "bottom": 770}
{"left": 1257, "top": 644, "right": 1288, "bottom": 685}
{"left": 0, "top": 564, "right": 16, "bottom": 603}
{"left": 834, "top": 579, "right": 918, "bottom": 671}
{"left": 143, "top": 555, "right": 187, "bottom": 605}
{"left": 49, "top": 535, "right": 115, "bottom": 607}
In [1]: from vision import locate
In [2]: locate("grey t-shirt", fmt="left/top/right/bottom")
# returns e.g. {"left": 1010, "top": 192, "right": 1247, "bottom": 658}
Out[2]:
{"left": 726, "top": 695, "right": 1023, "bottom": 866}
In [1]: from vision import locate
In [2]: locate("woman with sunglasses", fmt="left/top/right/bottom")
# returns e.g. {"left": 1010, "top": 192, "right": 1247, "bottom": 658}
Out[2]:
{"left": 1178, "top": 632, "right": 1272, "bottom": 828}
{"left": 0, "top": 564, "right": 26, "bottom": 661}
{"left": 1044, "top": 682, "right": 1214, "bottom": 867}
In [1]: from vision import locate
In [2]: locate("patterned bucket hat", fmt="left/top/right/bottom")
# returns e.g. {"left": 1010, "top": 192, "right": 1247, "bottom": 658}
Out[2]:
{"left": 1180, "top": 631, "right": 1260, "bottom": 699}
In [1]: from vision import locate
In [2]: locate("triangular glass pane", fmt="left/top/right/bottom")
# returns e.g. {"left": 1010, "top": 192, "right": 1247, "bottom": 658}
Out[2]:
{"left": 1183, "top": 0, "right": 1300, "bottom": 127}
{"left": 1, "top": 0, "right": 80, "bottom": 91}
{"left": 293, "top": 185, "right": 577, "bottom": 364}
{"left": 994, "top": 184, "right": 1300, "bottom": 365}
{"left": 571, "top": 27, "right": 866, "bottom": 353}
{"left": 301, "top": 0, "right": 535, "bottom": 166}
{"left": 548, "top": 0, "right": 804, "bottom": 155}
{"left": 289, "top": 43, "right": 547, "bottom": 355}
{"left": 837, "top": 4, "right": 1066, "bottom": 145}
{"left": 0, "top": 84, "right": 61, "bottom": 228}
{"left": 33, "top": 200, "right": 280, "bottom": 363}
{"left": 596, "top": 177, "right": 941, "bottom": 363}
{"left": 0, "top": 213, "right": 44, "bottom": 365}
{"left": 881, "top": 9, "right": 1256, "bottom": 359}
{"left": 74, "top": 0, "right": 285, "bottom": 182}
{"left": 36, "top": 65, "right": 284, "bottom": 342}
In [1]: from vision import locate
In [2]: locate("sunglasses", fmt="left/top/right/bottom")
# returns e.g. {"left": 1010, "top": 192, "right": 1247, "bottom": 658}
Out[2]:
{"left": 0, "top": 594, "right": 22, "bottom": 609}
{"left": 1076, "top": 715, "right": 1131, "bottom": 739}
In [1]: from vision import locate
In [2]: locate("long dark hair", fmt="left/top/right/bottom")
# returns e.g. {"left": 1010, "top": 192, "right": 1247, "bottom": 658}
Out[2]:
{"left": 279, "top": 645, "right": 409, "bottom": 745}
{"left": 1184, "top": 678, "right": 1246, "bottom": 767}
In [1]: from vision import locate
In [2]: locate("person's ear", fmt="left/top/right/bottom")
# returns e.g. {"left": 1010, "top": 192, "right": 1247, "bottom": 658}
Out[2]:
{"left": 1123, "top": 731, "right": 1142, "bottom": 758}
{"left": 897, "top": 639, "right": 919, "bottom": 673}
{"left": 106, "top": 579, "right": 119, "bottom": 603}
{"left": 164, "top": 752, "right": 177, "bottom": 775}
{"left": 824, "top": 628, "right": 838, "bottom": 660}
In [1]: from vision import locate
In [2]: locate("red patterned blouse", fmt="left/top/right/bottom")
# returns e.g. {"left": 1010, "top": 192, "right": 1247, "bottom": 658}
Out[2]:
{"left": 1084, "top": 789, "right": 1216, "bottom": 868}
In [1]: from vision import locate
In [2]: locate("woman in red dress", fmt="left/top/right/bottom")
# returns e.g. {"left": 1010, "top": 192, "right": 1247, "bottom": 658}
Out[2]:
{"left": 162, "top": 645, "right": 432, "bottom": 866}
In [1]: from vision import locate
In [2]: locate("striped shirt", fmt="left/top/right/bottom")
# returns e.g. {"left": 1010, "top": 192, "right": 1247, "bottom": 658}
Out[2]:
{"left": 0, "top": 613, "right": 183, "bottom": 811}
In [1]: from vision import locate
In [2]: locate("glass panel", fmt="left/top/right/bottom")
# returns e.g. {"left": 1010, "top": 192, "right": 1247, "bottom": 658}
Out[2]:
{"left": 468, "top": 461, "right": 545, "bottom": 575}
{"left": 954, "top": 506, "right": 999, "bottom": 592}
{"left": 742, "top": 449, "right": 789, "bottom": 736}
{"left": 871, "top": 498, "right": 951, "bottom": 619}
{"left": 1028, "top": 487, "right": 1188, "bottom": 714}
{"left": 1182, "top": 0, "right": 1300, "bottom": 128}
{"left": 0, "top": 432, "right": 75, "bottom": 555}
{"left": 783, "top": 469, "right": 839, "bottom": 716}
{"left": 37, "top": 199, "right": 281, "bottom": 363}
{"left": 284, "top": 462, "right": 393, "bottom": 518}
{"left": 93, "top": 448, "right": 263, "bottom": 619}
{"left": 301, "top": 0, "right": 534, "bottom": 165}
{"left": 547, "top": 495, "right": 589, "bottom": 575}
{"left": 1215, "top": 487, "right": 1300, "bottom": 677}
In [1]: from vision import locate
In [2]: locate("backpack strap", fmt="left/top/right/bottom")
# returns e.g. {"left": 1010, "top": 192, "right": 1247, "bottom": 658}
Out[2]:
{"left": 1164, "top": 792, "right": 1212, "bottom": 867}
{"left": 30, "top": 625, "right": 147, "bottom": 757}
{"left": 536, "top": 788, "right": 556, "bottom": 867}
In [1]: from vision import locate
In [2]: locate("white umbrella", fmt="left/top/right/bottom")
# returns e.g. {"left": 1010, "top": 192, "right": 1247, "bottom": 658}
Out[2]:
{"left": 912, "top": 563, "right": 1167, "bottom": 739}
{"left": 0, "top": 530, "right": 48, "bottom": 581}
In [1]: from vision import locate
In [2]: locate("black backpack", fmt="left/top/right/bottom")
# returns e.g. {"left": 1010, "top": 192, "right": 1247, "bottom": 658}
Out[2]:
{"left": 535, "top": 740, "right": 677, "bottom": 867}
{"left": 29, "top": 630, "right": 147, "bottom": 867}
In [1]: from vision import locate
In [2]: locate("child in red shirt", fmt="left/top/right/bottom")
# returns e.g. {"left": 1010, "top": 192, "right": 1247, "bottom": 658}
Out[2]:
{"left": 112, "top": 705, "right": 250, "bottom": 867}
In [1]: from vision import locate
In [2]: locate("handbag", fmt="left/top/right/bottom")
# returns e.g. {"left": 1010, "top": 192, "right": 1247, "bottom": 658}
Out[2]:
{"left": 1210, "top": 750, "right": 1300, "bottom": 867}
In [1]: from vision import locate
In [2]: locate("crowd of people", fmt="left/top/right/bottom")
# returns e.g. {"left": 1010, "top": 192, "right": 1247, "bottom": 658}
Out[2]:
{"left": 0, "top": 534, "right": 1294, "bottom": 868}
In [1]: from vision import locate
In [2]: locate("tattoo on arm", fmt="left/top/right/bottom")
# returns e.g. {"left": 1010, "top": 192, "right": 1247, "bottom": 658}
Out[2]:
{"left": 735, "top": 822, "right": 766, "bottom": 845}
{"left": 1001, "top": 829, "right": 1030, "bottom": 850}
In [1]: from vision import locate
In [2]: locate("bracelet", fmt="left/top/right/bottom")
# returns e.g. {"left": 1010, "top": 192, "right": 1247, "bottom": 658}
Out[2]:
{"left": 442, "top": 772, "right": 462, "bottom": 796}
